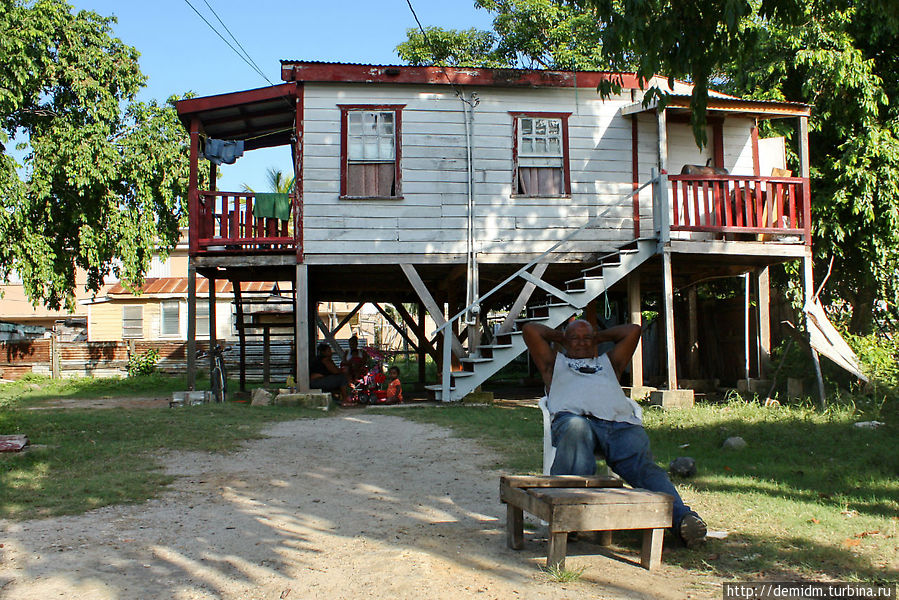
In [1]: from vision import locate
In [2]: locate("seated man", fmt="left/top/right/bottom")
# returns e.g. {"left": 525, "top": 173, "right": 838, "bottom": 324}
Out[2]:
{"left": 522, "top": 319, "right": 707, "bottom": 547}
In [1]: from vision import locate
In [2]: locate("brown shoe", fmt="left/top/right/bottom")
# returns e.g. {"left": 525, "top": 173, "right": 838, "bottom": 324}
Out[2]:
{"left": 679, "top": 512, "right": 707, "bottom": 548}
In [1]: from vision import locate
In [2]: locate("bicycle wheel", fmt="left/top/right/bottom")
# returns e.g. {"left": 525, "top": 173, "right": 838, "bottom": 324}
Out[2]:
{"left": 211, "top": 367, "right": 225, "bottom": 403}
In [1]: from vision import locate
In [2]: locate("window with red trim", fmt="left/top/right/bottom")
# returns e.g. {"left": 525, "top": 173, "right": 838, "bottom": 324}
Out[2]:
{"left": 340, "top": 105, "right": 403, "bottom": 198}
{"left": 511, "top": 112, "right": 571, "bottom": 197}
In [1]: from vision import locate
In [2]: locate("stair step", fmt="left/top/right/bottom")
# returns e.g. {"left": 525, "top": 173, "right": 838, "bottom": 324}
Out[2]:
{"left": 461, "top": 356, "right": 493, "bottom": 364}
{"left": 514, "top": 315, "right": 550, "bottom": 324}
{"left": 425, "top": 384, "right": 455, "bottom": 391}
{"left": 479, "top": 343, "right": 514, "bottom": 350}
{"left": 451, "top": 371, "right": 475, "bottom": 378}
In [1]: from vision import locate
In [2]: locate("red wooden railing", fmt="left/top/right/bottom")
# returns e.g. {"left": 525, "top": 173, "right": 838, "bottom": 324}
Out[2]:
{"left": 668, "top": 174, "right": 811, "bottom": 244}
{"left": 194, "top": 191, "right": 298, "bottom": 253}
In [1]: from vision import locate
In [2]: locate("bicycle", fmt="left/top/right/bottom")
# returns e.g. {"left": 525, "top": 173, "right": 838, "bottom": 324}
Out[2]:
{"left": 198, "top": 343, "right": 228, "bottom": 403}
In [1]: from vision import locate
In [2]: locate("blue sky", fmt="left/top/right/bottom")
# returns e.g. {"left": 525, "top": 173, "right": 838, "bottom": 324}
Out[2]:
{"left": 68, "top": 0, "right": 494, "bottom": 190}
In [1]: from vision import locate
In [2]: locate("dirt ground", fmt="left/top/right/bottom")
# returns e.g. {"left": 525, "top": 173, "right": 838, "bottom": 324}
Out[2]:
{"left": 0, "top": 410, "right": 721, "bottom": 599}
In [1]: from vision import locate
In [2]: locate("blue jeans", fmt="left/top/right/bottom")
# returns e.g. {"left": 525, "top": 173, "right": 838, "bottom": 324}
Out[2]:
{"left": 550, "top": 411, "right": 693, "bottom": 527}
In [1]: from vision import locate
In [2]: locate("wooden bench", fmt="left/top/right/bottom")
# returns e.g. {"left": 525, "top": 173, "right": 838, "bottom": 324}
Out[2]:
{"left": 500, "top": 475, "right": 674, "bottom": 570}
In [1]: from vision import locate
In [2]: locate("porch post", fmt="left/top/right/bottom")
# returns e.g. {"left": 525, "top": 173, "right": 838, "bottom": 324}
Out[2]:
{"left": 662, "top": 248, "right": 678, "bottom": 390}
{"left": 188, "top": 117, "right": 200, "bottom": 255}
{"left": 656, "top": 108, "right": 668, "bottom": 173}
{"left": 187, "top": 262, "right": 197, "bottom": 390}
{"left": 756, "top": 266, "right": 772, "bottom": 377}
{"left": 295, "top": 264, "right": 310, "bottom": 392}
{"left": 627, "top": 273, "right": 643, "bottom": 387}
{"left": 208, "top": 276, "right": 217, "bottom": 377}
{"left": 687, "top": 285, "right": 700, "bottom": 379}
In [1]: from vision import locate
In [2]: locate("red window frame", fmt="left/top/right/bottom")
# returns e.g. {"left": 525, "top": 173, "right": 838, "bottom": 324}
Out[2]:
{"left": 339, "top": 104, "right": 405, "bottom": 199}
{"left": 510, "top": 111, "right": 572, "bottom": 198}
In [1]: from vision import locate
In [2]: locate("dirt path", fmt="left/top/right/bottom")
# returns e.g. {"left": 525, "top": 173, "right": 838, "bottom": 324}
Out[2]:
{"left": 0, "top": 414, "right": 718, "bottom": 599}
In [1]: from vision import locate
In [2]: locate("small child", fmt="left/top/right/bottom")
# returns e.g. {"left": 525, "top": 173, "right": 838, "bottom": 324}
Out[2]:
{"left": 385, "top": 366, "right": 403, "bottom": 403}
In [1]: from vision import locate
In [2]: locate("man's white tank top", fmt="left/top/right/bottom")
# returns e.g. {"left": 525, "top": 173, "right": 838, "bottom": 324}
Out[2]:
{"left": 547, "top": 352, "right": 643, "bottom": 425}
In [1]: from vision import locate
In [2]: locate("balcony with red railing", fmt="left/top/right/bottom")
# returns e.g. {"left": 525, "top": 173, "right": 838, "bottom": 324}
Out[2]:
{"left": 190, "top": 191, "right": 302, "bottom": 258}
{"left": 667, "top": 174, "right": 811, "bottom": 244}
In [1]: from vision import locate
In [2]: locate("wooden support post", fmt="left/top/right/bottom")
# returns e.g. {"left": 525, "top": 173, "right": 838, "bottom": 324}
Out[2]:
{"left": 232, "top": 281, "right": 246, "bottom": 392}
{"left": 802, "top": 252, "right": 826, "bottom": 406}
{"left": 657, "top": 109, "right": 668, "bottom": 172}
{"left": 687, "top": 286, "right": 700, "bottom": 379}
{"left": 628, "top": 273, "right": 643, "bottom": 387}
{"left": 506, "top": 504, "right": 524, "bottom": 550}
{"left": 50, "top": 329, "right": 59, "bottom": 379}
{"left": 756, "top": 266, "right": 771, "bottom": 377}
{"left": 400, "top": 264, "right": 463, "bottom": 357}
{"left": 208, "top": 276, "right": 217, "bottom": 378}
{"left": 498, "top": 263, "right": 548, "bottom": 335}
{"left": 295, "top": 264, "right": 310, "bottom": 392}
{"left": 263, "top": 326, "right": 271, "bottom": 386}
{"left": 418, "top": 302, "right": 427, "bottom": 384}
{"left": 641, "top": 528, "right": 664, "bottom": 570}
{"left": 187, "top": 262, "right": 197, "bottom": 390}
{"left": 315, "top": 316, "right": 342, "bottom": 356}
{"left": 547, "top": 533, "right": 568, "bottom": 569}
{"left": 662, "top": 249, "right": 678, "bottom": 390}
{"left": 330, "top": 302, "right": 364, "bottom": 339}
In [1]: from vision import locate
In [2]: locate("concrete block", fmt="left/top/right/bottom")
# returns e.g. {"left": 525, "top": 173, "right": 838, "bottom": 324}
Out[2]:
{"left": 737, "top": 379, "right": 772, "bottom": 394}
{"left": 787, "top": 378, "right": 804, "bottom": 399}
{"left": 677, "top": 379, "right": 719, "bottom": 393}
{"left": 626, "top": 385, "right": 657, "bottom": 401}
{"left": 170, "top": 391, "right": 211, "bottom": 407}
{"left": 462, "top": 390, "right": 494, "bottom": 404}
{"left": 274, "top": 392, "right": 331, "bottom": 409}
{"left": 648, "top": 389, "right": 695, "bottom": 409}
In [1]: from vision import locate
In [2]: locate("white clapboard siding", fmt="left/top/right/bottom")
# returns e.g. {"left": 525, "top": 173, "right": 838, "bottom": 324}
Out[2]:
{"left": 299, "top": 82, "right": 753, "bottom": 260}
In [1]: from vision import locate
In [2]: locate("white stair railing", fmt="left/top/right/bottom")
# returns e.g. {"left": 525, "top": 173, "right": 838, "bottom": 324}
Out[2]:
{"left": 436, "top": 173, "right": 663, "bottom": 401}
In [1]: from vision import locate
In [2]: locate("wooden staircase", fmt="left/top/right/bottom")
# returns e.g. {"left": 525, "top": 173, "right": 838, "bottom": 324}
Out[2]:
{"left": 427, "top": 238, "right": 658, "bottom": 401}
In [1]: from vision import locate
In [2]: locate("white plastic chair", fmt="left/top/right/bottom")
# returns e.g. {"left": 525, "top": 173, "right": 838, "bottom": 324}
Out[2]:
{"left": 538, "top": 396, "right": 555, "bottom": 475}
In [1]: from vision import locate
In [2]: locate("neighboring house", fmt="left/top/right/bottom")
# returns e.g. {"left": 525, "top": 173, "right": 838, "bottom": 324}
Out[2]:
{"left": 172, "top": 62, "right": 824, "bottom": 400}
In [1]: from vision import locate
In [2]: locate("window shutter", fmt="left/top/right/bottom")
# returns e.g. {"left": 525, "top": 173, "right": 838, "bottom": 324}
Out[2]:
{"left": 160, "top": 301, "right": 180, "bottom": 337}
{"left": 122, "top": 306, "right": 143, "bottom": 339}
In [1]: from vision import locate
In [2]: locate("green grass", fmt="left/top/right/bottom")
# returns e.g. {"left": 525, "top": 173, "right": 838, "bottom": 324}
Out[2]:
{"left": 0, "top": 376, "right": 329, "bottom": 519}
{"left": 541, "top": 563, "right": 587, "bottom": 582}
{"left": 2, "top": 374, "right": 896, "bottom": 583}
{"left": 376, "top": 397, "right": 899, "bottom": 582}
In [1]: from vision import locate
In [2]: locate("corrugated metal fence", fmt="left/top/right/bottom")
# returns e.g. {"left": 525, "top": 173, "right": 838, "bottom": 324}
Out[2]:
{"left": 0, "top": 339, "right": 294, "bottom": 382}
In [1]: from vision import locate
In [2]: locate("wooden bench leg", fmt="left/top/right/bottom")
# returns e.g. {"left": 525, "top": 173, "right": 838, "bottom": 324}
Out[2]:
{"left": 547, "top": 532, "right": 568, "bottom": 569}
{"left": 506, "top": 504, "right": 524, "bottom": 550}
{"left": 597, "top": 530, "right": 613, "bottom": 546}
{"left": 641, "top": 528, "right": 664, "bottom": 570}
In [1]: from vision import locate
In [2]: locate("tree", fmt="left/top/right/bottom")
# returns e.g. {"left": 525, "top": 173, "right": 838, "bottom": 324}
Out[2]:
{"left": 721, "top": 2, "right": 899, "bottom": 333}
{"left": 0, "top": 0, "right": 191, "bottom": 311}
{"left": 241, "top": 167, "right": 295, "bottom": 195}
{"left": 396, "top": 0, "right": 612, "bottom": 71}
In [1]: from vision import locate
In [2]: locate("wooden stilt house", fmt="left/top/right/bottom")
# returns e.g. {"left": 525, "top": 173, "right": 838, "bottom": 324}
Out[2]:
{"left": 175, "top": 62, "right": 815, "bottom": 400}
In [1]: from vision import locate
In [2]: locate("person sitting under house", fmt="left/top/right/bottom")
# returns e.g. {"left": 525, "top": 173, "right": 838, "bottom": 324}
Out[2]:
{"left": 310, "top": 342, "right": 348, "bottom": 404}
{"left": 343, "top": 334, "right": 369, "bottom": 382}
{"left": 522, "top": 319, "right": 707, "bottom": 548}
{"left": 385, "top": 366, "right": 403, "bottom": 403}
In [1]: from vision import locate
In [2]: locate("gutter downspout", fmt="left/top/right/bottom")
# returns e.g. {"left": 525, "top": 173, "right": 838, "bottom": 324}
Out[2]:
{"left": 461, "top": 93, "right": 480, "bottom": 351}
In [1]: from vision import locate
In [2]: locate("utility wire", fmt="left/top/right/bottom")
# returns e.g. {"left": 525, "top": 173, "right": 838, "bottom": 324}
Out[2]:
{"left": 183, "top": 0, "right": 272, "bottom": 85}
{"left": 200, "top": 0, "right": 274, "bottom": 86}
{"left": 403, "top": 0, "right": 477, "bottom": 107}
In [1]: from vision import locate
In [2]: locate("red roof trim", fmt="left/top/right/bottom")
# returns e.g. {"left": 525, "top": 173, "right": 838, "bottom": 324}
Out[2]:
{"left": 281, "top": 62, "right": 643, "bottom": 90}
{"left": 175, "top": 83, "right": 297, "bottom": 116}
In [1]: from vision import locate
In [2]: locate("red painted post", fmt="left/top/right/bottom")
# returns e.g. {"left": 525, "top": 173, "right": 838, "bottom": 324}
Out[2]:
{"left": 188, "top": 117, "right": 200, "bottom": 254}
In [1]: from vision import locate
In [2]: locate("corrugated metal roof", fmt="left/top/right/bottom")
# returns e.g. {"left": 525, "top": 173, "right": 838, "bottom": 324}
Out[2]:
{"left": 107, "top": 278, "right": 276, "bottom": 297}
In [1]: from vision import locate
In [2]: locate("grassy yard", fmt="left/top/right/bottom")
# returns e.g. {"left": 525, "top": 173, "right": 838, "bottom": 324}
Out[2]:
{"left": 376, "top": 398, "right": 898, "bottom": 583}
{"left": 1, "top": 374, "right": 896, "bottom": 584}
{"left": 0, "top": 375, "right": 329, "bottom": 518}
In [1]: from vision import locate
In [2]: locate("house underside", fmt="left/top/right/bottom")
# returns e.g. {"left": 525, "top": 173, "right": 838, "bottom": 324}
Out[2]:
{"left": 177, "top": 63, "right": 819, "bottom": 400}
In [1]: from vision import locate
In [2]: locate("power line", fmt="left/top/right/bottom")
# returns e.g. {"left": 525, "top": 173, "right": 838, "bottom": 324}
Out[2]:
{"left": 182, "top": 0, "right": 272, "bottom": 85}
{"left": 200, "top": 0, "right": 274, "bottom": 86}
